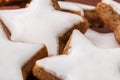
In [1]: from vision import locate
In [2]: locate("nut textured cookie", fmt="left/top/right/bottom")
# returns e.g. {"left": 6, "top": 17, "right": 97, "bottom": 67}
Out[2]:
{"left": 0, "top": 22, "right": 48, "bottom": 80}
{"left": 33, "top": 29, "right": 120, "bottom": 80}
{"left": 0, "top": 0, "right": 89, "bottom": 55}
{"left": 58, "top": 1, "right": 103, "bottom": 28}
{"left": 96, "top": 0, "right": 120, "bottom": 44}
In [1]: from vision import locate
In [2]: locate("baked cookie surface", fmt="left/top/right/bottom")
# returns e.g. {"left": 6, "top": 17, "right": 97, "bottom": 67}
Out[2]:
{"left": 96, "top": 0, "right": 120, "bottom": 44}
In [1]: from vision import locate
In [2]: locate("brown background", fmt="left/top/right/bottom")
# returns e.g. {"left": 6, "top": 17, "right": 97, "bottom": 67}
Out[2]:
{"left": 65, "top": 0, "right": 120, "bottom": 6}
{"left": 1, "top": 0, "right": 120, "bottom": 8}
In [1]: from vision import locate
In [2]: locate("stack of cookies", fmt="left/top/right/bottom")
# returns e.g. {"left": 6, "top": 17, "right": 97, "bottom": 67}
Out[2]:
{"left": 0, "top": 0, "right": 120, "bottom": 80}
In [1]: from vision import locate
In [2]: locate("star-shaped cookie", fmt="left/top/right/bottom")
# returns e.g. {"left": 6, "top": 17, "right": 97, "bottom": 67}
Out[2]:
{"left": 96, "top": 0, "right": 120, "bottom": 44}
{"left": 58, "top": 1, "right": 103, "bottom": 28}
{"left": 0, "top": 0, "right": 88, "bottom": 55}
{"left": 58, "top": 1, "right": 95, "bottom": 16}
{"left": 0, "top": 23, "right": 47, "bottom": 80}
{"left": 85, "top": 29, "right": 119, "bottom": 48}
{"left": 33, "top": 29, "right": 120, "bottom": 80}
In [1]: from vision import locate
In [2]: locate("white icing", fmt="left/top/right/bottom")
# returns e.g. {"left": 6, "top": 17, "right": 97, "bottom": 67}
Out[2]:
{"left": 0, "top": 0, "right": 83, "bottom": 56}
{"left": 102, "top": 0, "right": 120, "bottom": 15}
{"left": 0, "top": 23, "right": 44, "bottom": 80}
{"left": 36, "top": 30, "right": 120, "bottom": 80}
{"left": 85, "top": 29, "right": 119, "bottom": 48}
{"left": 58, "top": 1, "right": 95, "bottom": 16}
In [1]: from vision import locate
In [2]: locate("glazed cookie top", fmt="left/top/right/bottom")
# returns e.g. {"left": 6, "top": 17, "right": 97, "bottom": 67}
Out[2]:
{"left": 36, "top": 30, "right": 120, "bottom": 80}
{"left": 85, "top": 29, "right": 119, "bottom": 48}
{"left": 102, "top": 0, "right": 120, "bottom": 15}
{"left": 0, "top": 0, "right": 83, "bottom": 56}
{"left": 58, "top": 1, "right": 95, "bottom": 16}
{"left": 0, "top": 23, "right": 44, "bottom": 80}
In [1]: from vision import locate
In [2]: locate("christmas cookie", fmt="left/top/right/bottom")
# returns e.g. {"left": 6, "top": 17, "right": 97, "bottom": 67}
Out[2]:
{"left": 96, "top": 0, "right": 120, "bottom": 44}
{"left": 33, "top": 29, "right": 120, "bottom": 80}
{"left": 0, "top": 22, "right": 48, "bottom": 80}
{"left": 85, "top": 29, "right": 119, "bottom": 48}
{"left": 58, "top": 1, "right": 103, "bottom": 28}
{"left": 0, "top": 0, "right": 89, "bottom": 55}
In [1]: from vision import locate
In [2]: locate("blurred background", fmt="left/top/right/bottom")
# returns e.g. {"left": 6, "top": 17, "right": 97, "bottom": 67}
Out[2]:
{"left": 66, "top": 0, "right": 120, "bottom": 5}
